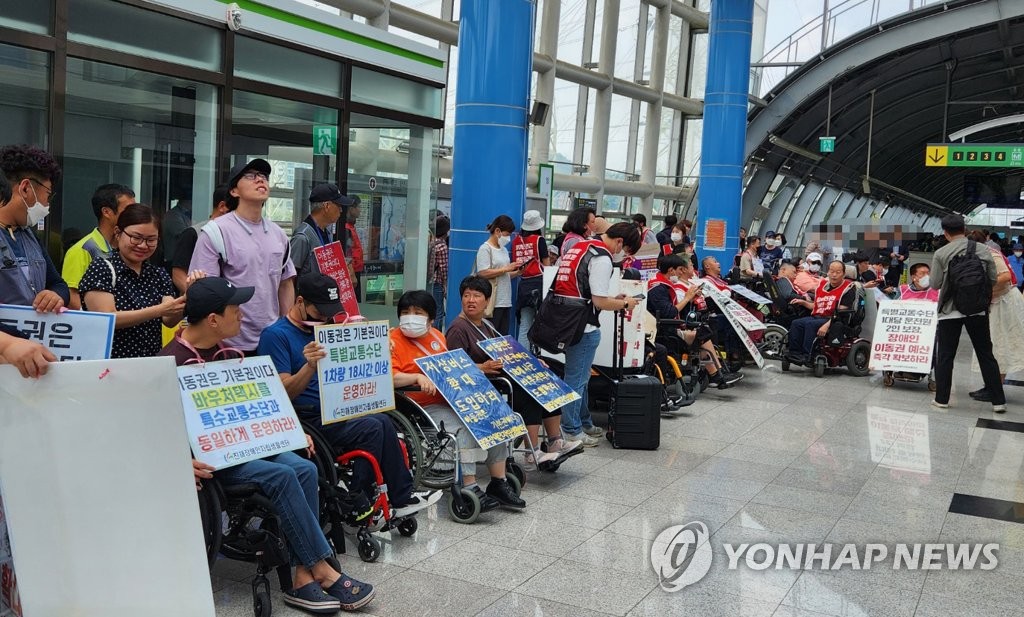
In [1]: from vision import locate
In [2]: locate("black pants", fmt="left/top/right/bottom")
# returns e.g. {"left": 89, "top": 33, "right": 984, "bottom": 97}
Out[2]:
{"left": 353, "top": 272, "right": 362, "bottom": 302}
{"left": 788, "top": 317, "right": 828, "bottom": 357}
{"left": 935, "top": 315, "right": 1005, "bottom": 405}
{"left": 509, "top": 379, "right": 561, "bottom": 425}
{"left": 491, "top": 307, "right": 510, "bottom": 335}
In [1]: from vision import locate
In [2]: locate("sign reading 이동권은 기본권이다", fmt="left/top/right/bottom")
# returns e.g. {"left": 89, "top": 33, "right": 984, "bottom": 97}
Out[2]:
{"left": 315, "top": 321, "right": 395, "bottom": 424}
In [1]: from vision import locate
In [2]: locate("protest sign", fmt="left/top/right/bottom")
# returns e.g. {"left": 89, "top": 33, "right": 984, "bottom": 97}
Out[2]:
{"left": 0, "top": 490, "right": 18, "bottom": 617}
{"left": 868, "top": 300, "right": 937, "bottom": 373}
{"left": 177, "top": 356, "right": 307, "bottom": 470}
{"left": 867, "top": 406, "right": 930, "bottom": 474}
{"left": 0, "top": 304, "right": 113, "bottom": 361}
{"left": 0, "top": 358, "right": 215, "bottom": 617}
{"left": 729, "top": 285, "right": 772, "bottom": 306}
{"left": 414, "top": 349, "right": 526, "bottom": 449}
{"left": 315, "top": 321, "right": 395, "bottom": 424}
{"left": 477, "top": 336, "right": 581, "bottom": 412}
{"left": 700, "top": 283, "right": 766, "bottom": 332}
{"left": 313, "top": 241, "right": 361, "bottom": 317}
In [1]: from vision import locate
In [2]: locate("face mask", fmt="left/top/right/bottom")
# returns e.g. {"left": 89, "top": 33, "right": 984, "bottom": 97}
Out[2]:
{"left": 808, "top": 263, "right": 821, "bottom": 273}
{"left": 669, "top": 275, "right": 680, "bottom": 283}
{"left": 24, "top": 185, "right": 49, "bottom": 227}
{"left": 498, "top": 234, "right": 511, "bottom": 248}
{"left": 399, "top": 314, "right": 429, "bottom": 338}
{"left": 881, "top": 268, "right": 889, "bottom": 277}
{"left": 670, "top": 232, "right": 682, "bottom": 242}
{"left": 298, "top": 304, "right": 330, "bottom": 329}
{"left": 1015, "top": 252, "right": 1022, "bottom": 258}
{"left": 918, "top": 275, "right": 930, "bottom": 288}
{"left": 765, "top": 240, "right": 775, "bottom": 248}
{"left": 612, "top": 250, "right": 626, "bottom": 262}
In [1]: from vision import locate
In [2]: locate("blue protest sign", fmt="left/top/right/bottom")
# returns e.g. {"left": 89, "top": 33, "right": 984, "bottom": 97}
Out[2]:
{"left": 414, "top": 349, "right": 526, "bottom": 449}
{"left": 477, "top": 336, "right": 581, "bottom": 413}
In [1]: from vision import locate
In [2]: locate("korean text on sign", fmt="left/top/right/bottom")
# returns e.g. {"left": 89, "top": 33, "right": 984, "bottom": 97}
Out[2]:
{"left": 414, "top": 349, "right": 526, "bottom": 449}
{"left": 477, "top": 336, "right": 580, "bottom": 413}
{"left": 313, "top": 241, "right": 361, "bottom": 317}
{"left": 177, "top": 356, "right": 307, "bottom": 470}
{"left": 315, "top": 321, "right": 395, "bottom": 424}
{"left": 868, "top": 300, "right": 937, "bottom": 373}
{"left": 0, "top": 304, "right": 114, "bottom": 361}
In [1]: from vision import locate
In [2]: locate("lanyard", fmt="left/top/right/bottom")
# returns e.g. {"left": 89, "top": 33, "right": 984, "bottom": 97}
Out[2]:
{"left": 409, "top": 330, "right": 445, "bottom": 357}
{"left": 459, "top": 314, "right": 499, "bottom": 341}
{"left": 176, "top": 331, "right": 244, "bottom": 365}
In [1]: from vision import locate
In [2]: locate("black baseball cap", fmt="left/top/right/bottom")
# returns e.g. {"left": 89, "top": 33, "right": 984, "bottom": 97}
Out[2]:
{"left": 309, "top": 183, "right": 356, "bottom": 207}
{"left": 296, "top": 272, "right": 344, "bottom": 318}
{"left": 227, "top": 158, "right": 272, "bottom": 189}
{"left": 185, "top": 277, "right": 255, "bottom": 324}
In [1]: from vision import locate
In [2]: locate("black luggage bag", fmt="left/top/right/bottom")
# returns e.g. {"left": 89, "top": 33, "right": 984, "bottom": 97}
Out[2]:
{"left": 606, "top": 309, "right": 661, "bottom": 450}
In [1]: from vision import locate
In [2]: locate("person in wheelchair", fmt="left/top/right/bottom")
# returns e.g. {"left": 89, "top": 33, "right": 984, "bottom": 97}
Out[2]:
{"left": 160, "top": 276, "right": 375, "bottom": 614}
{"left": 700, "top": 255, "right": 746, "bottom": 368}
{"left": 256, "top": 273, "right": 441, "bottom": 520}
{"left": 785, "top": 260, "right": 857, "bottom": 365}
{"left": 445, "top": 275, "right": 584, "bottom": 470}
{"left": 647, "top": 254, "right": 741, "bottom": 389}
{"left": 390, "top": 289, "right": 526, "bottom": 511}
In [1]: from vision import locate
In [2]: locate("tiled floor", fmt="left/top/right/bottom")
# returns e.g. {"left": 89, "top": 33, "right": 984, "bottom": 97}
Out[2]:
{"left": 213, "top": 340, "right": 1024, "bottom": 616}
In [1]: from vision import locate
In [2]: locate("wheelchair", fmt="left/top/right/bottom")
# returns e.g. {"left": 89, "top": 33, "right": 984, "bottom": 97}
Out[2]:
{"left": 196, "top": 453, "right": 345, "bottom": 617}
{"left": 759, "top": 275, "right": 799, "bottom": 361}
{"left": 780, "top": 285, "right": 871, "bottom": 378}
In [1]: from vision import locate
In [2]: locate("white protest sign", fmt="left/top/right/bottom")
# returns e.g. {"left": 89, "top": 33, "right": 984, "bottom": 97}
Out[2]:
{"left": 867, "top": 406, "right": 930, "bottom": 474}
{"left": 0, "top": 358, "right": 215, "bottom": 617}
{"left": 594, "top": 275, "right": 647, "bottom": 369}
{"left": 0, "top": 304, "right": 114, "bottom": 360}
{"left": 729, "top": 285, "right": 772, "bottom": 306}
{"left": 177, "top": 356, "right": 307, "bottom": 470}
{"left": 871, "top": 287, "right": 891, "bottom": 304}
{"left": 700, "top": 281, "right": 765, "bottom": 369}
{"left": 315, "top": 321, "right": 395, "bottom": 424}
{"left": 700, "top": 282, "right": 766, "bottom": 332}
{"left": 719, "top": 303, "right": 765, "bottom": 369}
{"left": 868, "top": 300, "right": 937, "bottom": 373}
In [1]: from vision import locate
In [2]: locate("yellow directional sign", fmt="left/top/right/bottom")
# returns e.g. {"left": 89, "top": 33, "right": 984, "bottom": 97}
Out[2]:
{"left": 925, "top": 145, "right": 948, "bottom": 167}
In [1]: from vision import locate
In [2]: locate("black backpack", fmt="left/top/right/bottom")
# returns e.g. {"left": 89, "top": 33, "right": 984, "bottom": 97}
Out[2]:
{"left": 944, "top": 239, "right": 992, "bottom": 315}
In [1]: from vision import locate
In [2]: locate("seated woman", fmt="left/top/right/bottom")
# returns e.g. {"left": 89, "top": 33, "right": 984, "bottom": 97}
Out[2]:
{"left": 445, "top": 275, "right": 584, "bottom": 470}
{"left": 161, "top": 276, "right": 374, "bottom": 615}
{"left": 79, "top": 203, "right": 185, "bottom": 358}
{"left": 389, "top": 290, "right": 526, "bottom": 510}
{"left": 647, "top": 254, "right": 740, "bottom": 389}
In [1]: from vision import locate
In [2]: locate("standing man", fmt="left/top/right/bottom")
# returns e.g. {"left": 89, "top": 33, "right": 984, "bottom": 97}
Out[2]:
{"left": 188, "top": 158, "right": 296, "bottom": 356}
{"left": 62, "top": 183, "right": 135, "bottom": 309}
{"left": 170, "top": 185, "right": 231, "bottom": 294}
{"left": 655, "top": 214, "right": 677, "bottom": 246}
{"left": 290, "top": 183, "right": 352, "bottom": 278}
{"left": 930, "top": 214, "right": 1004, "bottom": 413}
{"left": 427, "top": 215, "right": 450, "bottom": 329}
{"left": 0, "top": 144, "right": 68, "bottom": 312}
{"left": 344, "top": 196, "right": 365, "bottom": 301}
{"left": 631, "top": 213, "right": 658, "bottom": 245}
{"left": 162, "top": 198, "right": 192, "bottom": 268}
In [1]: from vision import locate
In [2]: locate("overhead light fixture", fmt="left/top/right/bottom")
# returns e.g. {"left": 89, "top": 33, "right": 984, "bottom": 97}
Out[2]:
{"left": 582, "top": 61, "right": 599, "bottom": 69}
{"left": 862, "top": 177, "right": 871, "bottom": 194}
{"left": 767, "top": 134, "right": 822, "bottom": 162}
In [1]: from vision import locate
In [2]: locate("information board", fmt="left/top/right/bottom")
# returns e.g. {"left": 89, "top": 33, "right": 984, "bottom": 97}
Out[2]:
{"left": 0, "top": 304, "right": 114, "bottom": 361}
{"left": 477, "top": 336, "right": 581, "bottom": 412}
{"left": 315, "top": 321, "right": 395, "bottom": 424}
{"left": 868, "top": 300, "right": 937, "bottom": 373}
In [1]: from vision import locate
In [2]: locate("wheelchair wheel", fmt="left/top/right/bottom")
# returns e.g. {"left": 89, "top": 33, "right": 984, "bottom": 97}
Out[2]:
{"left": 813, "top": 356, "right": 826, "bottom": 378}
{"left": 507, "top": 460, "right": 527, "bottom": 490}
{"left": 357, "top": 535, "right": 381, "bottom": 562}
{"left": 385, "top": 409, "right": 424, "bottom": 489}
{"left": 846, "top": 340, "right": 871, "bottom": 377}
{"left": 253, "top": 589, "right": 271, "bottom": 617}
{"left": 506, "top": 472, "right": 522, "bottom": 497}
{"left": 397, "top": 517, "right": 418, "bottom": 537}
{"left": 698, "top": 370, "right": 709, "bottom": 393}
{"left": 883, "top": 371, "right": 895, "bottom": 387}
{"left": 197, "top": 479, "right": 223, "bottom": 570}
{"left": 448, "top": 487, "right": 482, "bottom": 524}
{"left": 760, "top": 324, "right": 787, "bottom": 360}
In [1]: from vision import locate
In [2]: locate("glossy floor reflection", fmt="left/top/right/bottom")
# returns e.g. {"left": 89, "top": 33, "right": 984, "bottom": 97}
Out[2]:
{"left": 213, "top": 339, "right": 1024, "bottom": 616}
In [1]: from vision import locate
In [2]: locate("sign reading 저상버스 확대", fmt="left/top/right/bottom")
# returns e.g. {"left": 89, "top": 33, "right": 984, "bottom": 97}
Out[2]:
{"left": 315, "top": 321, "right": 395, "bottom": 424}
{"left": 176, "top": 356, "right": 307, "bottom": 470}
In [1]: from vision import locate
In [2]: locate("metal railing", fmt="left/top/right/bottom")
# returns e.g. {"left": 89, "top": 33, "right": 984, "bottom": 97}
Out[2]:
{"left": 750, "top": 0, "right": 946, "bottom": 98}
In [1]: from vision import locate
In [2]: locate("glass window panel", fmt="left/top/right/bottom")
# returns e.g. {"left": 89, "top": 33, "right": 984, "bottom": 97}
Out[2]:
{"left": 606, "top": 94, "right": 632, "bottom": 174}
{"left": 688, "top": 32, "right": 708, "bottom": 99}
{"left": 68, "top": 0, "right": 221, "bottom": 71}
{"left": 551, "top": 79, "right": 578, "bottom": 164}
{"left": 230, "top": 90, "right": 339, "bottom": 236}
{"left": 682, "top": 117, "right": 703, "bottom": 179}
{"left": 63, "top": 59, "right": 218, "bottom": 264}
{"left": 581, "top": 88, "right": 596, "bottom": 166}
{"left": 351, "top": 66, "right": 442, "bottom": 119}
{"left": 613, "top": 0, "right": 643, "bottom": 80}
{"left": 234, "top": 37, "right": 342, "bottom": 97}
{"left": 557, "top": 0, "right": 589, "bottom": 63}
{"left": 664, "top": 15, "right": 683, "bottom": 94}
{"left": 0, "top": 44, "right": 49, "bottom": 146}
{"left": 634, "top": 101, "right": 648, "bottom": 174}
{"left": 0, "top": 1, "right": 52, "bottom": 35}
{"left": 442, "top": 50, "right": 458, "bottom": 147}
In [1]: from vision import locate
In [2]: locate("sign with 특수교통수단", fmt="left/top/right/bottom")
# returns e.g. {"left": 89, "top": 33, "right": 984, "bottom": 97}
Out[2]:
{"left": 315, "top": 321, "right": 395, "bottom": 424}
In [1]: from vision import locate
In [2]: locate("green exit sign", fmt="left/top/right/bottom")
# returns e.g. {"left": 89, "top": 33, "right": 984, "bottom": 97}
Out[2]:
{"left": 819, "top": 136, "right": 835, "bottom": 153}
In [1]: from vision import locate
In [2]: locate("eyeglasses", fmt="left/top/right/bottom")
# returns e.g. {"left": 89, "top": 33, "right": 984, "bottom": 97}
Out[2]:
{"left": 240, "top": 171, "right": 268, "bottom": 182}
{"left": 29, "top": 179, "right": 56, "bottom": 201}
{"left": 123, "top": 231, "right": 159, "bottom": 247}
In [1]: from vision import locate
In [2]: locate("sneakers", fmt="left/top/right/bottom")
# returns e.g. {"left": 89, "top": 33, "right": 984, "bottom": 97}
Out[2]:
{"left": 324, "top": 574, "right": 376, "bottom": 611}
{"left": 930, "top": 400, "right": 949, "bottom": 409}
{"left": 549, "top": 437, "right": 584, "bottom": 456}
{"left": 284, "top": 582, "right": 342, "bottom": 615}
{"left": 993, "top": 404, "right": 1007, "bottom": 414}
{"left": 969, "top": 388, "right": 993, "bottom": 402}
{"left": 582, "top": 425, "right": 604, "bottom": 438}
{"left": 711, "top": 371, "right": 741, "bottom": 390}
{"left": 341, "top": 492, "right": 374, "bottom": 526}
{"left": 393, "top": 490, "right": 442, "bottom": 518}
{"left": 524, "top": 450, "right": 560, "bottom": 467}
{"left": 469, "top": 485, "right": 501, "bottom": 512}
{"left": 486, "top": 478, "right": 526, "bottom": 509}
{"left": 566, "top": 432, "right": 601, "bottom": 447}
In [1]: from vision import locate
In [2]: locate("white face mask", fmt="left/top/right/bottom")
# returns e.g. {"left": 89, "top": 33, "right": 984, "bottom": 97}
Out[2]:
{"left": 881, "top": 268, "right": 889, "bottom": 277}
{"left": 399, "top": 314, "right": 430, "bottom": 338}
{"left": 1015, "top": 252, "right": 1022, "bottom": 258}
{"left": 670, "top": 232, "right": 682, "bottom": 242}
{"left": 918, "top": 274, "right": 931, "bottom": 289}
{"left": 808, "top": 263, "right": 821, "bottom": 273}
{"left": 498, "top": 234, "right": 511, "bottom": 248}
{"left": 765, "top": 239, "right": 775, "bottom": 248}
{"left": 612, "top": 249, "right": 626, "bottom": 262}
{"left": 24, "top": 185, "right": 49, "bottom": 227}
{"left": 669, "top": 275, "right": 680, "bottom": 283}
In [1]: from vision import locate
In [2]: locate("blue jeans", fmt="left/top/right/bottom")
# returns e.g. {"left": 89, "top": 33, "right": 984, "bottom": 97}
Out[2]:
{"left": 431, "top": 281, "right": 446, "bottom": 330}
{"left": 561, "top": 328, "right": 601, "bottom": 436}
{"left": 216, "top": 452, "right": 332, "bottom": 568}
{"left": 788, "top": 316, "right": 828, "bottom": 357}
{"left": 517, "top": 306, "right": 535, "bottom": 349}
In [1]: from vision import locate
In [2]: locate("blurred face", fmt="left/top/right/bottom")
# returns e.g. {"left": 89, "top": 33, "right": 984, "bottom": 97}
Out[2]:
{"left": 749, "top": 239, "right": 760, "bottom": 251}
{"left": 231, "top": 170, "right": 269, "bottom": 204}
{"left": 117, "top": 222, "right": 159, "bottom": 264}
{"left": 322, "top": 201, "right": 342, "bottom": 226}
{"left": 780, "top": 266, "right": 796, "bottom": 281}
{"left": 461, "top": 288, "right": 488, "bottom": 319}
{"left": 678, "top": 264, "right": 694, "bottom": 280}
{"left": 827, "top": 262, "right": 845, "bottom": 286}
{"left": 348, "top": 205, "right": 360, "bottom": 223}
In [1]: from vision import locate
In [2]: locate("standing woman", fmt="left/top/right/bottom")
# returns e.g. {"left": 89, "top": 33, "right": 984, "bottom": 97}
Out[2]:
{"left": 968, "top": 230, "right": 1024, "bottom": 400}
{"left": 512, "top": 210, "right": 549, "bottom": 348}
{"left": 475, "top": 214, "right": 520, "bottom": 334}
{"left": 79, "top": 204, "right": 185, "bottom": 358}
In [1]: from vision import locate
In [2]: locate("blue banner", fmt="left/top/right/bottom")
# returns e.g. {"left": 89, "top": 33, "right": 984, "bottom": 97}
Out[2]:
{"left": 477, "top": 336, "right": 581, "bottom": 413}
{"left": 414, "top": 349, "right": 526, "bottom": 449}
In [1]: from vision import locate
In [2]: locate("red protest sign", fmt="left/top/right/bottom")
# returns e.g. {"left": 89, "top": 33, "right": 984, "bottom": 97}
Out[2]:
{"left": 313, "top": 241, "right": 361, "bottom": 318}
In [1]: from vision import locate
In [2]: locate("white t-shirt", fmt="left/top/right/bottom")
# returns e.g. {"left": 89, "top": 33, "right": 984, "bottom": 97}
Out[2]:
{"left": 583, "top": 254, "right": 613, "bottom": 332}
{"left": 476, "top": 242, "right": 512, "bottom": 308}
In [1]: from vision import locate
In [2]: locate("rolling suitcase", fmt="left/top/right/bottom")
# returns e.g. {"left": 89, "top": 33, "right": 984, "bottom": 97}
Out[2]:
{"left": 606, "top": 309, "right": 661, "bottom": 450}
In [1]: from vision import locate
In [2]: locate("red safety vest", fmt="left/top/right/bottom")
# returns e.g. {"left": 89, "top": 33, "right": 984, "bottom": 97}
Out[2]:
{"left": 702, "top": 275, "right": 731, "bottom": 293}
{"left": 676, "top": 279, "right": 707, "bottom": 311}
{"left": 812, "top": 279, "right": 852, "bottom": 317}
{"left": 345, "top": 222, "right": 364, "bottom": 272}
{"left": 512, "top": 234, "right": 543, "bottom": 278}
{"left": 554, "top": 239, "right": 610, "bottom": 299}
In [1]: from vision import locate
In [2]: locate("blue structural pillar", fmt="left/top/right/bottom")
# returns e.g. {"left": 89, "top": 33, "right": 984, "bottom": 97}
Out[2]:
{"left": 448, "top": 0, "right": 535, "bottom": 329}
{"left": 696, "top": 0, "right": 754, "bottom": 269}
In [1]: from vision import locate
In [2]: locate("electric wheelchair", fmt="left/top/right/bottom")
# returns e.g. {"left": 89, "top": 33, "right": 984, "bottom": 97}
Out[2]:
{"left": 780, "top": 283, "right": 871, "bottom": 378}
